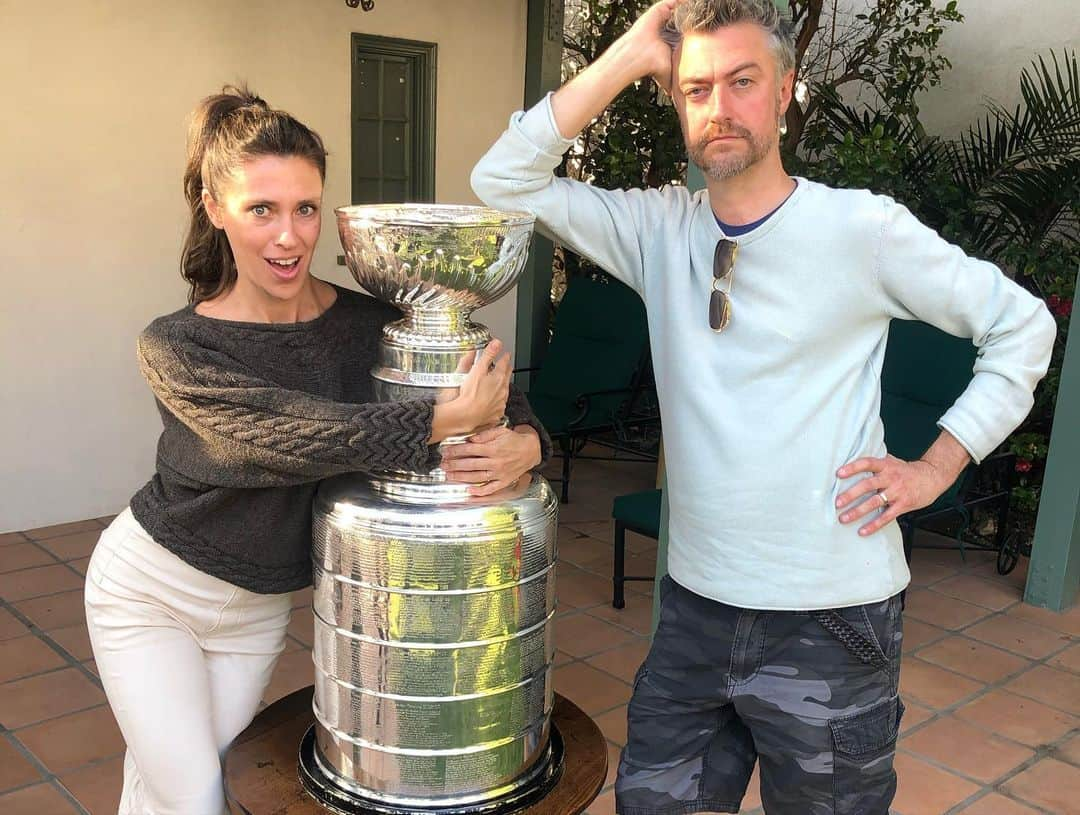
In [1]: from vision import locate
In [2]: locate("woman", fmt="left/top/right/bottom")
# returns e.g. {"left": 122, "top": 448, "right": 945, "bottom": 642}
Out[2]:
{"left": 84, "top": 86, "right": 550, "bottom": 815}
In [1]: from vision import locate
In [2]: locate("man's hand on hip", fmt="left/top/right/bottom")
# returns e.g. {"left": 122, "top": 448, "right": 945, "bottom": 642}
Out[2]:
{"left": 835, "top": 431, "right": 972, "bottom": 536}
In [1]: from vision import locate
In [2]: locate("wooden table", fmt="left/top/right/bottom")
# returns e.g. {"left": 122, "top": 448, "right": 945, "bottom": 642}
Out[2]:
{"left": 225, "top": 687, "right": 608, "bottom": 815}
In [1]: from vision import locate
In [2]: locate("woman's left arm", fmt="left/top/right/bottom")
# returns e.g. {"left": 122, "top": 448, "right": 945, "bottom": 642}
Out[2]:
{"left": 504, "top": 386, "right": 553, "bottom": 465}
{"left": 440, "top": 385, "right": 553, "bottom": 496}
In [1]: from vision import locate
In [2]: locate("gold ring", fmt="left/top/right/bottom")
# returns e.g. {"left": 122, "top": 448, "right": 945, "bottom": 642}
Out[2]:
{"left": 879, "top": 491, "right": 890, "bottom": 507}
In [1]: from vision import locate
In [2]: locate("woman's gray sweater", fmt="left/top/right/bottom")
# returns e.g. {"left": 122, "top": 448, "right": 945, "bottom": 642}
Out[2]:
{"left": 129, "top": 285, "right": 551, "bottom": 594}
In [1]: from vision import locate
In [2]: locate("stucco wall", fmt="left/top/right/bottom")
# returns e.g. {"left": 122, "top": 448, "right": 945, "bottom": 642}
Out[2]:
{"left": 4, "top": 1, "right": 1074, "bottom": 532}
{"left": 918, "top": 0, "right": 1079, "bottom": 137}
{"left": 0, "top": 0, "right": 527, "bottom": 531}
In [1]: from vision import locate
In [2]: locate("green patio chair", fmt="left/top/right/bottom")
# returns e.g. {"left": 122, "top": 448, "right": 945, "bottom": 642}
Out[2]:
{"left": 611, "top": 488, "right": 662, "bottom": 608}
{"left": 518, "top": 275, "right": 659, "bottom": 503}
{"left": 880, "top": 319, "right": 1019, "bottom": 578}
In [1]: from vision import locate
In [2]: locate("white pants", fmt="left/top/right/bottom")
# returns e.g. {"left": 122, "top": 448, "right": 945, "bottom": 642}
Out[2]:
{"left": 84, "top": 508, "right": 293, "bottom": 815}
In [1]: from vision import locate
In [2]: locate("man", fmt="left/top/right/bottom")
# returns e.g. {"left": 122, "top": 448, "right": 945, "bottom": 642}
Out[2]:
{"left": 471, "top": 1, "right": 1056, "bottom": 812}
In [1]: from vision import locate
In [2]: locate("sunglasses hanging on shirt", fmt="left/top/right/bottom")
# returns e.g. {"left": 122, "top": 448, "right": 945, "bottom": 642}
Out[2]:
{"left": 710, "top": 238, "right": 738, "bottom": 333}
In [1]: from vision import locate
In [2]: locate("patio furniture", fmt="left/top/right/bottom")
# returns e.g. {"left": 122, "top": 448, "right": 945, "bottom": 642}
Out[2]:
{"left": 612, "top": 488, "right": 662, "bottom": 608}
{"left": 880, "top": 319, "right": 1020, "bottom": 575}
{"left": 517, "top": 275, "right": 659, "bottom": 503}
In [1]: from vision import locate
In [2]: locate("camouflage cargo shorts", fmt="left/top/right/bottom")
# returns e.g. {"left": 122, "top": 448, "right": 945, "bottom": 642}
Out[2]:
{"left": 616, "top": 575, "right": 905, "bottom": 815}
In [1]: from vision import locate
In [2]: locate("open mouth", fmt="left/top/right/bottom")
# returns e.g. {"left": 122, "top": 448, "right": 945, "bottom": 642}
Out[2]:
{"left": 265, "top": 257, "right": 302, "bottom": 280}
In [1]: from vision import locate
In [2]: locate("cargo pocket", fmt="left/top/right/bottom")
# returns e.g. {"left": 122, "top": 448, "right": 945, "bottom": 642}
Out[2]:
{"left": 829, "top": 694, "right": 904, "bottom": 814}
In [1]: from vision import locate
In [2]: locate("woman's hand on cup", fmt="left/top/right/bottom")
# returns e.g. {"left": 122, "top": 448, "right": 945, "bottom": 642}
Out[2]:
{"left": 441, "top": 425, "right": 542, "bottom": 496}
{"left": 430, "top": 340, "right": 511, "bottom": 443}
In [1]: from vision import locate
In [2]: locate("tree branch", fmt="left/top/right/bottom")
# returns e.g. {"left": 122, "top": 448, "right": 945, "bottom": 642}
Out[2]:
{"left": 595, "top": 1, "right": 625, "bottom": 57}
{"left": 785, "top": 0, "right": 825, "bottom": 145}
{"left": 794, "top": 0, "right": 825, "bottom": 69}
{"left": 841, "top": 0, "right": 897, "bottom": 82}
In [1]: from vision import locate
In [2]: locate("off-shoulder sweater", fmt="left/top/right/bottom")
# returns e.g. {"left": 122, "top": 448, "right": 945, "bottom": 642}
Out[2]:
{"left": 129, "top": 284, "right": 551, "bottom": 594}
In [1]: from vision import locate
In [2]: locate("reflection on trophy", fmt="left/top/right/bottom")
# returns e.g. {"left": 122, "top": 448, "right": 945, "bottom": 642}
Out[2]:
{"left": 298, "top": 205, "right": 563, "bottom": 813}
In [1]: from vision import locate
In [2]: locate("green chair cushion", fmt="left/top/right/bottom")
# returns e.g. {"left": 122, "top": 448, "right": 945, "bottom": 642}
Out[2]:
{"left": 527, "top": 392, "right": 628, "bottom": 435}
{"left": 547, "top": 275, "right": 649, "bottom": 344}
{"left": 880, "top": 392, "right": 966, "bottom": 511}
{"left": 881, "top": 320, "right": 977, "bottom": 405}
{"left": 612, "top": 489, "right": 663, "bottom": 538}
{"left": 881, "top": 320, "right": 977, "bottom": 515}
{"left": 880, "top": 393, "right": 944, "bottom": 464}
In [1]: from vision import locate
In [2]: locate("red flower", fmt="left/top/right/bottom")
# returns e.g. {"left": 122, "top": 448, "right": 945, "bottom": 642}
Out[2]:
{"left": 1055, "top": 298, "right": 1073, "bottom": 318}
{"left": 1048, "top": 294, "right": 1061, "bottom": 309}
{"left": 1015, "top": 458, "right": 1033, "bottom": 473}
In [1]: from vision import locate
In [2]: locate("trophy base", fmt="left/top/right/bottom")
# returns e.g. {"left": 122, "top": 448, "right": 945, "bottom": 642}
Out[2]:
{"left": 298, "top": 724, "right": 565, "bottom": 815}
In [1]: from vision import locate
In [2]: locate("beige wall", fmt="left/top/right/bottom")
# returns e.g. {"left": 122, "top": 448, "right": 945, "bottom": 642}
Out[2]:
{"left": 918, "top": 0, "right": 1079, "bottom": 137}
{"left": 809, "top": 2, "right": 1077, "bottom": 138}
{"left": 0, "top": 0, "right": 528, "bottom": 531}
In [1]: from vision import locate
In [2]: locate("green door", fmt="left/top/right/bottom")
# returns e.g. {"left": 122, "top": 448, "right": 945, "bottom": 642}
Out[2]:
{"left": 351, "top": 34, "right": 436, "bottom": 204}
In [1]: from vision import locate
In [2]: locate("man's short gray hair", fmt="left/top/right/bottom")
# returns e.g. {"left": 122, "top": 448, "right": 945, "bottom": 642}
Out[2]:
{"left": 663, "top": 0, "right": 796, "bottom": 77}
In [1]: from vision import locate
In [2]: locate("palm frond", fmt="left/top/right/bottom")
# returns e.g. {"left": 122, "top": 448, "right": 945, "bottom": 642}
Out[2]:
{"left": 948, "top": 49, "right": 1080, "bottom": 255}
{"left": 1017, "top": 51, "right": 1080, "bottom": 155}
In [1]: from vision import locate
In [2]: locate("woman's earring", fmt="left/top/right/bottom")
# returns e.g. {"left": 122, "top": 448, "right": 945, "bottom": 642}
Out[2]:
{"left": 779, "top": 116, "right": 788, "bottom": 137}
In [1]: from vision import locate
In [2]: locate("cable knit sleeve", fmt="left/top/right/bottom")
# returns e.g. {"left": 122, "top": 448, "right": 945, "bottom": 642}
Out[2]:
{"left": 138, "top": 323, "right": 435, "bottom": 488}
{"left": 506, "top": 384, "right": 553, "bottom": 466}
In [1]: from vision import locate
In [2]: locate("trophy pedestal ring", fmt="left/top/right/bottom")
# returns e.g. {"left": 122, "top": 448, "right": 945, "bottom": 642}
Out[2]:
{"left": 223, "top": 687, "right": 607, "bottom": 815}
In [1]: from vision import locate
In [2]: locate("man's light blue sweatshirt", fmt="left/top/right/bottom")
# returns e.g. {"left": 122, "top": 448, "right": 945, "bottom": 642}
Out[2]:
{"left": 472, "top": 95, "right": 1056, "bottom": 610}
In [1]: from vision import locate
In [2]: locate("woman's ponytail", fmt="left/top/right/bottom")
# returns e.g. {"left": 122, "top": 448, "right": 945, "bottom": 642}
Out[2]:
{"left": 179, "top": 85, "right": 327, "bottom": 304}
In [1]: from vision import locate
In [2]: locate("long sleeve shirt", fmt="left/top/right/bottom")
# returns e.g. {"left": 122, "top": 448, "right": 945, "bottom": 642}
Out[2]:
{"left": 130, "top": 284, "right": 551, "bottom": 594}
{"left": 471, "top": 95, "right": 1056, "bottom": 609}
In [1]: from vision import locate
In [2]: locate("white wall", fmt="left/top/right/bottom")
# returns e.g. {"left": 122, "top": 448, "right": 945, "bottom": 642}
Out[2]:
{"left": 0, "top": 0, "right": 528, "bottom": 531}
{"left": 918, "top": 1, "right": 1079, "bottom": 137}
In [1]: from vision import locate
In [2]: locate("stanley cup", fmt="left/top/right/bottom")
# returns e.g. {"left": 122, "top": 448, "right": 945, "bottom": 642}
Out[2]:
{"left": 301, "top": 205, "right": 562, "bottom": 812}
{"left": 346, "top": 203, "right": 535, "bottom": 408}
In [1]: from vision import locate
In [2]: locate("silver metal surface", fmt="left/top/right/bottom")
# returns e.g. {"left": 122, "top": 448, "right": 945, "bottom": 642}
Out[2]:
{"left": 337, "top": 204, "right": 535, "bottom": 398}
{"left": 336, "top": 204, "right": 535, "bottom": 317}
{"left": 311, "top": 474, "right": 558, "bottom": 805}
{"left": 311, "top": 204, "right": 559, "bottom": 806}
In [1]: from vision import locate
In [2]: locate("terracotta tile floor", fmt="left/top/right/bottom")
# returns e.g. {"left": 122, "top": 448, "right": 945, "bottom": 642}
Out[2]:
{"left": 1, "top": 455, "right": 1077, "bottom": 815}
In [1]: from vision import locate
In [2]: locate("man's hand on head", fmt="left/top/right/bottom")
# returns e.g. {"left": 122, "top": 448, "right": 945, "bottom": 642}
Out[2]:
{"left": 626, "top": 0, "right": 683, "bottom": 94}
{"left": 551, "top": 0, "right": 683, "bottom": 139}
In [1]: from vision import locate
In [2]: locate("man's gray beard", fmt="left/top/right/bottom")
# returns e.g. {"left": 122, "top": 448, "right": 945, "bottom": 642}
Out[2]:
{"left": 688, "top": 127, "right": 775, "bottom": 181}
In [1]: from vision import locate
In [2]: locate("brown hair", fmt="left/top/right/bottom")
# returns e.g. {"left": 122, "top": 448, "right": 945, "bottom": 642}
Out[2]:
{"left": 180, "top": 85, "right": 328, "bottom": 303}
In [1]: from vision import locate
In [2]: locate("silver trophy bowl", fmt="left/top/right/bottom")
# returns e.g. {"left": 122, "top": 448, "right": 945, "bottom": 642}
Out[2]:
{"left": 301, "top": 204, "right": 561, "bottom": 813}
{"left": 337, "top": 204, "right": 536, "bottom": 404}
{"left": 338, "top": 203, "right": 534, "bottom": 315}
